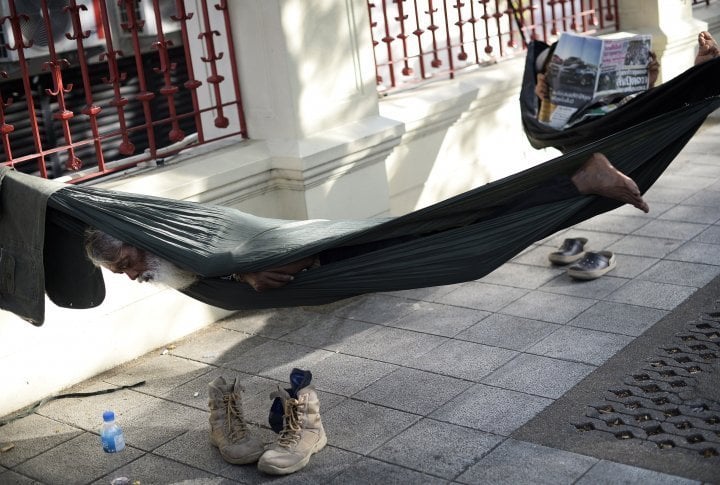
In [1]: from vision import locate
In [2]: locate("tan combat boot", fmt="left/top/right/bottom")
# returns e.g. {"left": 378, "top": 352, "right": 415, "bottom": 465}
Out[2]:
{"left": 257, "top": 379, "right": 327, "bottom": 475}
{"left": 208, "top": 375, "right": 265, "bottom": 464}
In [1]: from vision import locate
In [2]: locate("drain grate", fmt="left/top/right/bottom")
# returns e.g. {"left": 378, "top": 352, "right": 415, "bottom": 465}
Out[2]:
{"left": 573, "top": 310, "right": 720, "bottom": 459}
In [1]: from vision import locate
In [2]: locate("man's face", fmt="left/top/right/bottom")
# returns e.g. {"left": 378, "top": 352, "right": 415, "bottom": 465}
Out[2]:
{"left": 106, "top": 245, "right": 149, "bottom": 281}
{"left": 105, "top": 244, "right": 197, "bottom": 289}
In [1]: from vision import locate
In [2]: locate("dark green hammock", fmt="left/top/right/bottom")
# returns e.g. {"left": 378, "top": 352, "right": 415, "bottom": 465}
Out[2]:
{"left": 0, "top": 96, "right": 717, "bottom": 325}
{"left": 39, "top": 96, "right": 718, "bottom": 314}
{"left": 520, "top": 40, "right": 720, "bottom": 152}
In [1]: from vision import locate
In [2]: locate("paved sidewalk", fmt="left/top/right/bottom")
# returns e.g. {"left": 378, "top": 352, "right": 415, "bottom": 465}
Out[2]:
{"left": 2, "top": 115, "right": 719, "bottom": 484}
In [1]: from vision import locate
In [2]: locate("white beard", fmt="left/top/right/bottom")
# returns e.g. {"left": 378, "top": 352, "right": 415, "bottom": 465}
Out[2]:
{"left": 139, "top": 255, "right": 198, "bottom": 290}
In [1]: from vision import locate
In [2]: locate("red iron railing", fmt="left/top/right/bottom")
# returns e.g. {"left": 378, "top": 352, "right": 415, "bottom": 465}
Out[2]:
{"left": 0, "top": 0, "right": 246, "bottom": 182}
{"left": 368, "top": 0, "right": 620, "bottom": 92}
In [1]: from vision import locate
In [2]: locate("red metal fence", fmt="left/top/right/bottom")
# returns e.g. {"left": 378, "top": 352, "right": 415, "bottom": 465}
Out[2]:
{"left": 368, "top": 0, "right": 620, "bottom": 92}
{"left": 0, "top": 0, "right": 245, "bottom": 182}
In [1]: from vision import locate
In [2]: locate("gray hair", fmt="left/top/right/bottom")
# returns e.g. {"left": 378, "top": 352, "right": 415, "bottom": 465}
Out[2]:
{"left": 84, "top": 228, "right": 125, "bottom": 268}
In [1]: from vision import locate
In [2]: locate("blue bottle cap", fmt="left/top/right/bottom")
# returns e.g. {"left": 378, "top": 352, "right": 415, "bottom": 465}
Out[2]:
{"left": 103, "top": 410, "right": 115, "bottom": 422}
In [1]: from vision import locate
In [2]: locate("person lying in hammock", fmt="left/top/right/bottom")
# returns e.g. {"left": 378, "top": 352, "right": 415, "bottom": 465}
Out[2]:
{"left": 84, "top": 152, "right": 647, "bottom": 293}
{"left": 533, "top": 31, "right": 719, "bottom": 124}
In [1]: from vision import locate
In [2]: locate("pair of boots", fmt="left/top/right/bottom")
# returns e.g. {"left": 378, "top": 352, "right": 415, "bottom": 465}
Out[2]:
{"left": 207, "top": 368, "right": 327, "bottom": 475}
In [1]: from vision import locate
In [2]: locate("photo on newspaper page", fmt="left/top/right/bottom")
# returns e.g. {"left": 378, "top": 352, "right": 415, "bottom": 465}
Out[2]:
{"left": 539, "top": 32, "right": 652, "bottom": 129}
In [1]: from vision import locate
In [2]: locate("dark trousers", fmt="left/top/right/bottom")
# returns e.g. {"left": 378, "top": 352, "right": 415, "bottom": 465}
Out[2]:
{"left": 319, "top": 175, "right": 578, "bottom": 264}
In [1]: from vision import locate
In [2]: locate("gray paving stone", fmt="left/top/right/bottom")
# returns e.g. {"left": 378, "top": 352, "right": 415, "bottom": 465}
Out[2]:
{"left": 321, "top": 399, "right": 419, "bottom": 455}
{"left": 681, "top": 188, "right": 720, "bottom": 207}
{"left": 666, "top": 241, "right": 720, "bottom": 266}
{"left": 606, "top": 235, "right": 683, "bottom": 258}
{"left": 331, "top": 294, "right": 419, "bottom": 324}
{"left": 383, "top": 283, "right": 461, "bottom": 302}
{"left": 101, "top": 353, "right": 213, "bottom": 397}
{"left": 573, "top": 213, "right": 650, "bottom": 235}
{"left": 154, "top": 427, "right": 238, "bottom": 474}
{"left": 326, "top": 456, "right": 447, "bottom": 484}
{"left": 339, "top": 326, "right": 448, "bottom": 365}
{"left": 302, "top": 352, "right": 398, "bottom": 396}
{"left": 479, "top": 262, "right": 564, "bottom": 289}
{"left": 370, "top": 418, "right": 502, "bottom": 479}
{"left": 409, "top": 339, "right": 517, "bottom": 381}
{"left": 457, "top": 438, "right": 597, "bottom": 485}
{"left": 603, "top": 254, "right": 658, "bottom": 279}
{"left": 569, "top": 301, "right": 668, "bottom": 336}
{"left": 218, "top": 307, "right": 327, "bottom": 338}
{"left": 13, "top": 432, "right": 143, "bottom": 484}
{"left": 642, "top": 185, "right": 691, "bottom": 204}
{"left": 637, "top": 260, "right": 720, "bottom": 287}
{"left": 219, "top": 446, "right": 361, "bottom": 484}
{"left": 606, "top": 280, "right": 697, "bottom": 310}
{"left": 0, "top": 469, "right": 43, "bottom": 484}
{"left": 169, "top": 325, "right": 270, "bottom": 364}
{"left": 526, "top": 326, "right": 633, "bottom": 366}
{"left": 353, "top": 367, "right": 472, "bottom": 415}
{"left": 91, "top": 453, "right": 224, "bottom": 484}
{"left": 481, "top": 353, "right": 594, "bottom": 399}
{"left": 651, "top": 173, "right": 716, "bottom": 191}
{"left": 500, "top": 291, "right": 596, "bottom": 324}
{"left": 456, "top": 313, "right": 561, "bottom": 351}
{"left": 434, "top": 281, "right": 528, "bottom": 312}
{"left": 542, "top": 231, "right": 622, "bottom": 252}
{"left": 510, "top": 243, "right": 559, "bottom": 267}
{"left": 0, "top": 414, "right": 81, "bottom": 468}
{"left": 707, "top": 178, "right": 720, "bottom": 192}
{"left": 431, "top": 383, "right": 551, "bottom": 436}
{"left": 301, "top": 296, "right": 361, "bottom": 314}
{"left": 575, "top": 460, "right": 701, "bottom": 485}
{"left": 37, "top": 383, "right": 158, "bottom": 432}
{"left": 658, "top": 204, "right": 720, "bottom": 224}
{"left": 386, "top": 301, "right": 488, "bottom": 337}
{"left": 279, "top": 315, "right": 379, "bottom": 351}
{"left": 693, "top": 224, "right": 720, "bottom": 243}
{"left": 632, "top": 219, "right": 708, "bottom": 241}
{"left": 540, "top": 273, "right": 628, "bottom": 299}
{"left": 121, "top": 398, "right": 209, "bottom": 451}
{"left": 223, "top": 340, "right": 334, "bottom": 380}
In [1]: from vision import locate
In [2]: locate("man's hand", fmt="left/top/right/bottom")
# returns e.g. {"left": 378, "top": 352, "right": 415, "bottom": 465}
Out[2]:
{"left": 535, "top": 72, "right": 549, "bottom": 99}
{"left": 234, "top": 256, "right": 318, "bottom": 292}
{"left": 648, "top": 51, "right": 659, "bottom": 87}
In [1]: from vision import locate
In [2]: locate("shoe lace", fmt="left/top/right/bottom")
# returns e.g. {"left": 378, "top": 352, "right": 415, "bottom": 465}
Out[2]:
{"left": 276, "top": 397, "right": 302, "bottom": 448}
{"left": 223, "top": 392, "right": 248, "bottom": 442}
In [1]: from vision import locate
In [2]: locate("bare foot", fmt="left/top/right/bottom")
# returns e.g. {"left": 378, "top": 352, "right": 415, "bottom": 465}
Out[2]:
{"left": 571, "top": 153, "right": 649, "bottom": 213}
{"left": 696, "top": 31, "right": 719, "bottom": 65}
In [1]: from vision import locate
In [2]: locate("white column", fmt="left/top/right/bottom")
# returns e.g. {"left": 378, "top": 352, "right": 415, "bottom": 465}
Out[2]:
{"left": 224, "top": 0, "right": 404, "bottom": 219}
{"left": 618, "top": 0, "right": 707, "bottom": 81}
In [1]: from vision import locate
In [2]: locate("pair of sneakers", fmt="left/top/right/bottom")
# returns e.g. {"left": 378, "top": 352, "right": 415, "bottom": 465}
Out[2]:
{"left": 548, "top": 237, "right": 616, "bottom": 280}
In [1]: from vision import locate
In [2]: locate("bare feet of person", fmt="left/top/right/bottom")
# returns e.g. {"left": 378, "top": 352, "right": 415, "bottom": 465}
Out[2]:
{"left": 696, "top": 31, "right": 719, "bottom": 65}
{"left": 571, "top": 152, "right": 649, "bottom": 213}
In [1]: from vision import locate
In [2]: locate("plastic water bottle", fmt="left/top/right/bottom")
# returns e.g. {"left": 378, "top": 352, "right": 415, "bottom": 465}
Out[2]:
{"left": 100, "top": 410, "right": 126, "bottom": 453}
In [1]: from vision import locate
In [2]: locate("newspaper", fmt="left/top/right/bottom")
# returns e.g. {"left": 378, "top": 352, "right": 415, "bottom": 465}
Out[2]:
{"left": 538, "top": 32, "right": 652, "bottom": 129}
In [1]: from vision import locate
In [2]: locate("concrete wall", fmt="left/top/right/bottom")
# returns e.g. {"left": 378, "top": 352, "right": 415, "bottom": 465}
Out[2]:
{"left": 0, "top": 0, "right": 716, "bottom": 418}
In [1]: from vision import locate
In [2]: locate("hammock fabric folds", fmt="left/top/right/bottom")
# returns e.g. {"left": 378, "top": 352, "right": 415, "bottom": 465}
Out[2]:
{"left": 1, "top": 97, "right": 718, "bottom": 326}
{"left": 520, "top": 40, "right": 720, "bottom": 152}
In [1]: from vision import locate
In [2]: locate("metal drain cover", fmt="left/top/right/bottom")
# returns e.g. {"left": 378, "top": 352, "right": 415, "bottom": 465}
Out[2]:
{"left": 576, "top": 311, "right": 720, "bottom": 459}
{"left": 513, "top": 274, "right": 720, "bottom": 483}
